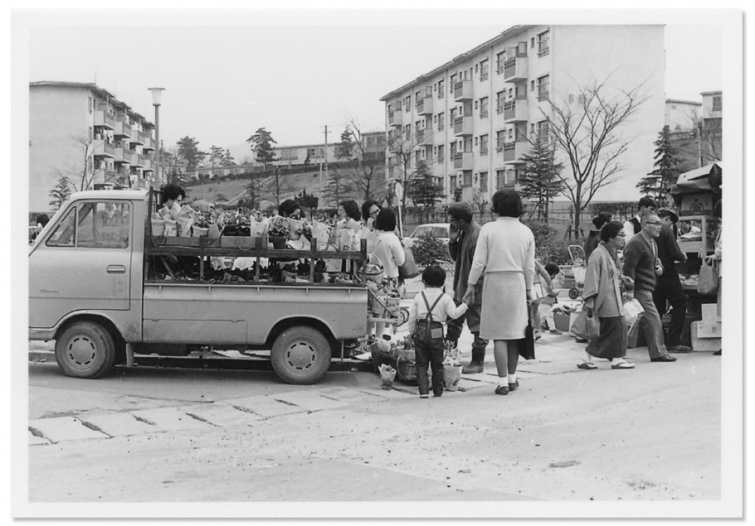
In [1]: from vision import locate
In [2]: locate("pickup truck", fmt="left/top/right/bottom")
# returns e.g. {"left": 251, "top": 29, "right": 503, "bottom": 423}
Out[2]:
{"left": 29, "top": 189, "right": 370, "bottom": 384}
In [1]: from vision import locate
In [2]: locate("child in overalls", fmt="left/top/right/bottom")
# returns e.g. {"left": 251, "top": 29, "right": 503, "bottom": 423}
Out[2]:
{"left": 407, "top": 265, "right": 471, "bottom": 398}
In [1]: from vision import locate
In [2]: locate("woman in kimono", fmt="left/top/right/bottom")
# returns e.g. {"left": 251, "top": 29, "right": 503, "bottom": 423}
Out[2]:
{"left": 578, "top": 221, "right": 635, "bottom": 370}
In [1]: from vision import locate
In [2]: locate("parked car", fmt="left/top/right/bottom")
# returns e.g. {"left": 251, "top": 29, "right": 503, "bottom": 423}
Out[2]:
{"left": 404, "top": 223, "right": 450, "bottom": 248}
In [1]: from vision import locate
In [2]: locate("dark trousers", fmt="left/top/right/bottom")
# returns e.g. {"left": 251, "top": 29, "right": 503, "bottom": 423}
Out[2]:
{"left": 446, "top": 303, "right": 488, "bottom": 352}
{"left": 414, "top": 337, "right": 445, "bottom": 396}
{"left": 653, "top": 274, "right": 687, "bottom": 347}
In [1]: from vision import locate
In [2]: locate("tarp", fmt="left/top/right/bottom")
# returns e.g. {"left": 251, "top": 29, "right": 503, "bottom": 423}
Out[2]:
{"left": 671, "top": 162, "right": 722, "bottom": 195}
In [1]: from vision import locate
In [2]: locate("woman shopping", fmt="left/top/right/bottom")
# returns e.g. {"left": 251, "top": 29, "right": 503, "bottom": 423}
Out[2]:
{"left": 578, "top": 221, "right": 635, "bottom": 370}
{"left": 464, "top": 190, "right": 535, "bottom": 396}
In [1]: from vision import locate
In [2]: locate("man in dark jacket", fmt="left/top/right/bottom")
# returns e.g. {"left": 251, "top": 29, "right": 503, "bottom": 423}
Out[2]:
{"left": 446, "top": 202, "right": 488, "bottom": 374}
{"left": 622, "top": 213, "right": 677, "bottom": 362}
{"left": 654, "top": 208, "right": 692, "bottom": 353}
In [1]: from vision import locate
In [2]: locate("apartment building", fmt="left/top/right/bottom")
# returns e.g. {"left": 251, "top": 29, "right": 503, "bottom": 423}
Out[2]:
{"left": 274, "top": 131, "right": 386, "bottom": 167}
{"left": 29, "top": 81, "right": 157, "bottom": 213}
{"left": 700, "top": 91, "right": 722, "bottom": 163}
{"left": 665, "top": 99, "right": 701, "bottom": 132}
{"left": 380, "top": 25, "right": 665, "bottom": 204}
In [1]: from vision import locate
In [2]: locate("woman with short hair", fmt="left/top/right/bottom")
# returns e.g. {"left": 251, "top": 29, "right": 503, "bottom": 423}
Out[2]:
{"left": 464, "top": 190, "right": 535, "bottom": 395}
{"left": 579, "top": 221, "right": 634, "bottom": 370}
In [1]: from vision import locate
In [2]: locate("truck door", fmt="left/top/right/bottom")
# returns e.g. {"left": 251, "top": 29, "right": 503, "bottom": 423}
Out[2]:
{"left": 29, "top": 200, "right": 133, "bottom": 329}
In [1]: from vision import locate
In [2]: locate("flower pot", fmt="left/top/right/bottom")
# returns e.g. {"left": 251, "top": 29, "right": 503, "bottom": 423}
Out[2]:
{"left": 270, "top": 235, "right": 288, "bottom": 250}
{"left": 193, "top": 226, "right": 209, "bottom": 237}
{"left": 151, "top": 218, "right": 166, "bottom": 237}
{"left": 163, "top": 219, "right": 177, "bottom": 237}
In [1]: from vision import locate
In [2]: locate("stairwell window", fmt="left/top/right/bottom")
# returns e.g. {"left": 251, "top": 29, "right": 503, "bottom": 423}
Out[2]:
{"left": 537, "top": 75, "right": 550, "bottom": 101}
{"left": 480, "top": 97, "right": 489, "bottom": 118}
{"left": 480, "top": 135, "right": 489, "bottom": 156}
{"left": 438, "top": 79, "right": 445, "bottom": 99}
{"left": 480, "top": 59, "right": 489, "bottom": 81}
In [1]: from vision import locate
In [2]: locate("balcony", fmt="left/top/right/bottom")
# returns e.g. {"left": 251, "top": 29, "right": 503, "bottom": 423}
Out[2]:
{"left": 503, "top": 56, "right": 528, "bottom": 83}
{"left": 142, "top": 157, "right": 152, "bottom": 170}
{"left": 502, "top": 140, "right": 529, "bottom": 164}
{"left": 114, "top": 120, "right": 132, "bottom": 137}
{"left": 503, "top": 99, "right": 529, "bottom": 122}
{"left": 388, "top": 111, "right": 403, "bottom": 127}
{"left": 93, "top": 168, "right": 116, "bottom": 182}
{"left": 142, "top": 135, "right": 155, "bottom": 151}
{"left": 453, "top": 79, "right": 473, "bottom": 102}
{"left": 94, "top": 111, "right": 115, "bottom": 129}
{"left": 416, "top": 129, "right": 433, "bottom": 146}
{"left": 130, "top": 153, "right": 145, "bottom": 168}
{"left": 130, "top": 130, "right": 144, "bottom": 145}
{"left": 453, "top": 116, "right": 473, "bottom": 137}
{"left": 453, "top": 152, "right": 474, "bottom": 170}
{"left": 416, "top": 96, "right": 433, "bottom": 115}
{"left": 114, "top": 147, "right": 133, "bottom": 164}
{"left": 93, "top": 139, "right": 115, "bottom": 158}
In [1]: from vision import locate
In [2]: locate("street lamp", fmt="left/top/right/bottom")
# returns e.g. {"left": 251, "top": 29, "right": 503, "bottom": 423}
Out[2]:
{"left": 148, "top": 87, "right": 165, "bottom": 187}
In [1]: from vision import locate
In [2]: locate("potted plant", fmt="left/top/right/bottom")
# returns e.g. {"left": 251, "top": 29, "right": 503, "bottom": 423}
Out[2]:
{"left": 268, "top": 216, "right": 290, "bottom": 249}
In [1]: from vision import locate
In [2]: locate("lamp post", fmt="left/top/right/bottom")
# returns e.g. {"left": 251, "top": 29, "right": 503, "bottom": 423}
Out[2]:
{"left": 148, "top": 87, "right": 165, "bottom": 187}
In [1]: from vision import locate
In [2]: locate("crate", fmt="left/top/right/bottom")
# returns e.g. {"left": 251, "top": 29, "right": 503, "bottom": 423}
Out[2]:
{"left": 691, "top": 321, "right": 721, "bottom": 351}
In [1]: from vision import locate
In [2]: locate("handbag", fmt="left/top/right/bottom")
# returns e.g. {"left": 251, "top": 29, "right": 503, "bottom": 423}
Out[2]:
{"left": 517, "top": 316, "right": 536, "bottom": 360}
{"left": 571, "top": 309, "right": 600, "bottom": 340}
{"left": 398, "top": 245, "right": 420, "bottom": 280}
{"left": 697, "top": 259, "right": 719, "bottom": 295}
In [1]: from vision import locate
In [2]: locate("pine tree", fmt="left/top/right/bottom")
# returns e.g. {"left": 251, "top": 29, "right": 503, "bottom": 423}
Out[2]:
{"left": 518, "top": 138, "right": 565, "bottom": 225}
{"left": 49, "top": 175, "right": 74, "bottom": 211}
{"left": 247, "top": 127, "right": 278, "bottom": 169}
{"left": 637, "top": 125, "right": 681, "bottom": 199}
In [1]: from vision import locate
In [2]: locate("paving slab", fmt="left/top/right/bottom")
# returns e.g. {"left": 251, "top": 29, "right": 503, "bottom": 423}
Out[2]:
{"left": 29, "top": 430, "right": 50, "bottom": 446}
{"left": 182, "top": 402, "right": 264, "bottom": 427}
{"left": 28, "top": 416, "right": 109, "bottom": 443}
{"left": 316, "top": 387, "right": 389, "bottom": 405}
{"left": 357, "top": 386, "right": 415, "bottom": 399}
{"left": 80, "top": 412, "right": 160, "bottom": 437}
{"left": 271, "top": 390, "right": 353, "bottom": 411}
{"left": 225, "top": 395, "right": 309, "bottom": 418}
{"left": 130, "top": 407, "right": 212, "bottom": 431}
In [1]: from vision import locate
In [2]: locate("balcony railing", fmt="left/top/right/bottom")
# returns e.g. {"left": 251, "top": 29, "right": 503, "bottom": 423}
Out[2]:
{"left": 93, "top": 139, "right": 115, "bottom": 158}
{"left": 503, "top": 100, "right": 528, "bottom": 122}
{"left": 416, "top": 129, "right": 433, "bottom": 145}
{"left": 114, "top": 147, "right": 132, "bottom": 163}
{"left": 453, "top": 152, "right": 474, "bottom": 170}
{"left": 94, "top": 111, "right": 115, "bottom": 130}
{"left": 130, "top": 130, "right": 144, "bottom": 145}
{"left": 416, "top": 97, "right": 433, "bottom": 115}
{"left": 114, "top": 120, "right": 132, "bottom": 137}
{"left": 388, "top": 111, "right": 403, "bottom": 127}
{"left": 453, "top": 116, "right": 473, "bottom": 136}
{"left": 502, "top": 140, "right": 528, "bottom": 164}
{"left": 503, "top": 57, "right": 528, "bottom": 82}
{"left": 142, "top": 135, "right": 154, "bottom": 151}
{"left": 453, "top": 80, "right": 473, "bottom": 102}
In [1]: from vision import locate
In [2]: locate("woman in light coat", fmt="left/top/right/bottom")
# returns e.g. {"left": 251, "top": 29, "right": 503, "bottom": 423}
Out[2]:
{"left": 464, "top": 190, "right": 535, "bottom": 396}
{"left": 579, "top": 221, "right": 634, "bottom": 370}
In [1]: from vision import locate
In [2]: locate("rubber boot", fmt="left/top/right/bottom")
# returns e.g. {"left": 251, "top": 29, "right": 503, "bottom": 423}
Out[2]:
{"left": 462, "top": 347, "right": 486, "bottom": 374}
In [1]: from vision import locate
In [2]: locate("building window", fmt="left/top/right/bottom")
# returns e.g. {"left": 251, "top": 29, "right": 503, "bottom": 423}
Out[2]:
{"left": 450, "top": 175, "right": 457, "bottom": 189}
{"left": 496, "top": 91, "right": 505, "bottom": 113}
{"left": 438, "top": 79, "right": 445, "bottom": 99}
{"left": 531, "top": 37, "right": 535, "bottom": 48}
{"left": 480, "top": 135, "right": 489, "bottom": 155}
{"left": 537, "top": 30, "right": 550, "bottom": 56}
{"left": 531, "top": 80, "right": 535, "bottom": 92}
{"left": 712, "top": 96, "right": 722, "bottom": 112}
{"left": 438, "top": 144, "right": 445, "bottom": 162}
{"left": 450, "top": 141, "right": 457, "bottom": 158}
{"left": 537, "top": 120, "right": 549, "bottom": 144}
{"left": 438, "top": 112, "right": 445, "bottom": 131}
{"left": 537, "top": 75, "right": 550, "bottom": 101}
{"left": 480, "top": 59, "right": 489, "bottom": 81}
{"left": 463, "top": 172, "right": 473, "bottom": 187}
{"left": 404, "top": 124, "right": 411, "bottom": 140}
{"left": 496, "top": 51, "right": 506, "bottom": 74}
{"left": 480, "top": 97, "right": 489, "bottom": 118}
{"left": 480, "top": 171, "right": 488, "bottom": 192}
{"left": 404, "top": 95, "right": 411, "bottom": 112}
{"left": 496, "top": 169, "right": 505, "bottom": 189}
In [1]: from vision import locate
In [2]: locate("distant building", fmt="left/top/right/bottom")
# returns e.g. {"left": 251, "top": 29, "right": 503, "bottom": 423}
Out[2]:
{"left": 274, "top": 131, "right": 386, "bottom": 167}
{"left": 380, "top": 25, "right": 666, "bottom": 203}
{"left": 665, "top": 99, "right": 701, "bottom": 132}
{"left": 29, "top": 81, "right": 157, "bottom": 213}
{"left": 700, "top": 91, "right": 722, "bottom": 163}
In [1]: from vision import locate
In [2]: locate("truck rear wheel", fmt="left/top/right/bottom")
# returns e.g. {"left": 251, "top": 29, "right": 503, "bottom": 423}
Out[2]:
{"left": 271, "top": 326, "right": 331, "bottom": 385}
{"left": 55, "top": 321, "right": 116, "bottom": 379}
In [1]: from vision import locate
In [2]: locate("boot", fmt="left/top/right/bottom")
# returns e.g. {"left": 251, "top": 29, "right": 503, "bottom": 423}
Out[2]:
{"left": 462, "top": 347, "right": 486, "bottom": 374}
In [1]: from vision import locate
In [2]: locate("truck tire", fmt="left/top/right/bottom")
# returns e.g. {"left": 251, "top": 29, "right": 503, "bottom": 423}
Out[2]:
{"left": 55, "top": 321, "right": 116, "bottom": 379}
{"left": 271, "top": 326, "right": 331, "bottom": 385}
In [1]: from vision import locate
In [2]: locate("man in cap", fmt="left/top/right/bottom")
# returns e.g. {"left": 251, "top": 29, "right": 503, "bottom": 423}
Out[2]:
{"left": 622, "top": 213, "right": 677, "bottom": 362}
{"left": 623, "top": 196, "right": 657, "bottom": 239}
{"left": 654, "top": 207, "right": 691, "bottom": 353}
{"left": 446, "top": 202, "right": 489, "bottom": 373}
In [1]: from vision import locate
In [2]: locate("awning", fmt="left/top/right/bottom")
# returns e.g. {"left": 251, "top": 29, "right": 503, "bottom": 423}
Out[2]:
{"left": 671, "top": 162, "right": 722, "bottom": 194}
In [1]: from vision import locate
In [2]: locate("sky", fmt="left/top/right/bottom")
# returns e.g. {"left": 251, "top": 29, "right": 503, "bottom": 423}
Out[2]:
{"left": 22, "top": 10, "right": 725, "bottom": 162}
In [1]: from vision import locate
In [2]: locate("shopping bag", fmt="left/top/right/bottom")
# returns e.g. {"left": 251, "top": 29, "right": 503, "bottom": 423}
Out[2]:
{"left": 398, "top": 245, "right": 420, "bottom": 280}
{"left": 697, "top": 259, "right": 719, "bottom": 295}
{"left": 623, "top": 298, "right": 644, "bottom": 327}
{"left": 378, "top": 364, "right": 397, "bottom": 390}
{"left": 443, "top": 362, "right": 463, "bottom": 392}
{"left": 517, "top": 317, "right": 536, "bottom": 360}
{"left": 571, "top": 309, "right": 600, "bottom": 340}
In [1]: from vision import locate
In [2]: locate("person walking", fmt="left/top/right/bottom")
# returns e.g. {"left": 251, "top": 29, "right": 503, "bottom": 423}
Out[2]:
{"left": 654, "top": 207, "right": 691, "bottom": 353}
{"left": 585, "top": 212, "right": 613, "bottom": 260}
{"left": 578, "top": 221, "right": 635, "bottom": 370}
{"left": 445, "top": 202, "right": 489, "bottom": 374}
{"left": 464, "top": 190, "right": 535, "bottom": 395}
{"left": 623, "top": 197, "right": 657, "bottom": 239}
{"left": 622, "top": 213, "right": 677, "bottom": 363}
{"left": 371, "top": 208, "right": 405, "bottom": 338}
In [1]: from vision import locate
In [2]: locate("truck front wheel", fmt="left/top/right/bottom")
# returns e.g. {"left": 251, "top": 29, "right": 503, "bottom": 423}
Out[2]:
{"left": 271, "top": 326, "right": 331, "bottom": 385}
{"left": 55, "top": 321, "right": 116, "bottom": 379}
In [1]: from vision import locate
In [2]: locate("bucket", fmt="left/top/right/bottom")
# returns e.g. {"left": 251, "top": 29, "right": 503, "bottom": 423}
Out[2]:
{"left": 270, "top": 235, "right": 288, "bottom": 250}
{"left": 151, "top": 218, "right": 166, "bottom": 237}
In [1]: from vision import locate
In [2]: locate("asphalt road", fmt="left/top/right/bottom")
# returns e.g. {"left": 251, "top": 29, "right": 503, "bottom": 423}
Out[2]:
{"left": 26, "top": 323, "right": 723, "bottom": 511}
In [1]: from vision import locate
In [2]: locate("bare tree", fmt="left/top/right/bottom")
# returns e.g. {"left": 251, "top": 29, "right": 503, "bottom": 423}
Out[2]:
{"left": 336, "top": 118, "right": 386, "bottom": 201}
{"left": 541, "top": 79, "right": 648, "bottom": 236}
{"left": 260, "top": 166, "right": 294, "bottom": 207}
{"left": 72, "top": 135, "right": 96, "bottom": 191}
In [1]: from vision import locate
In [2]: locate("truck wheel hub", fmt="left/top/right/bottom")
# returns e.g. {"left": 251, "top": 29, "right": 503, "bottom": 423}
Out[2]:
{"left": 284, "top": 341, "right": 315, "bottom": 370}
{"left": 65, "top": 335, "right": 97, "bottom": 366}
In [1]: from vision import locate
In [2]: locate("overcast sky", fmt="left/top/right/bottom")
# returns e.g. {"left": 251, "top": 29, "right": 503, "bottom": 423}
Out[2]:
{"left": 23, "top": 10, "right": 725, "bottom": 160}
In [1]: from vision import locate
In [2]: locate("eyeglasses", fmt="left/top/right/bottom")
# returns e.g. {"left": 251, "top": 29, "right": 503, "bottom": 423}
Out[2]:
{"left": 645, "top": 221, "right": 661, "bottom": 226}
{"left": 370, "top": 209, "right": 380, "bottom": 216}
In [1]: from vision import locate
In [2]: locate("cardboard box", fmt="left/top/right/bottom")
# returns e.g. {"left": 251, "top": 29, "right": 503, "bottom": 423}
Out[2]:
{"left": 691, "top": 322, "right": 721, "bottom": 351}
{"left": 553, "top": 312, "right": 571, "bottom": 332}
{"left": 696, "top": 320, "right": 722, "bottom": 338}
{"left": 701, "top": 303, "right": 721, "bottom": 324}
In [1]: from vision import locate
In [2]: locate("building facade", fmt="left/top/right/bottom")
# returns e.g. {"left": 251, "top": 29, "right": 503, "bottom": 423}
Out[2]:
{"left": 380, "top": 25, "right": 665, "bottom": 204}
{"left": 29, "top": 81, "right": 157, "bottom": 213}
{"left": 665, "top": 99, "right": 701, "bottom": 132}
{"left": 700, "top": 90, "right": 722, "bottom": 163}
{"left": 274, "top": 131, "right": 386, "bottom": 168}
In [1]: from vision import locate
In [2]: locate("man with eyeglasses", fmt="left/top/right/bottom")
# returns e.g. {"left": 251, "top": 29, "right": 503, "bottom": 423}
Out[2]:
{"left": 621, "top": 213, "right": 677, "bottom": 362}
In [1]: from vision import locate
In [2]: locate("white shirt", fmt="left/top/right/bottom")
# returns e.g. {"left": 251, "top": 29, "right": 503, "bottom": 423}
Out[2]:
{"left": 623, "top": 215, "right": 641, "bottom": 239}
{"left": 407, "top": 288, "right": 469, "bottom": 334}
{"left": 372, "top": 231, "right": 405, "bottom": 278}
